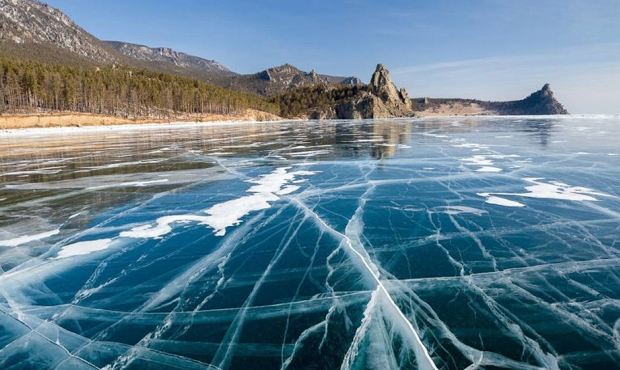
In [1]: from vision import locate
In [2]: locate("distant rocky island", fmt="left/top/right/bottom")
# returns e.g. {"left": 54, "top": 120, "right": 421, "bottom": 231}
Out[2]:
{"left": 413, "top": 83, "right": 568, "bottom": 116}
{"left": 0, "top": 0, "right": 568, "bottom": 129}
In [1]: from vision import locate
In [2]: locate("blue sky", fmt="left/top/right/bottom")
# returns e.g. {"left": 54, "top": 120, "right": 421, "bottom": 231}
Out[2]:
{"left": 47, "top": 0, "right": 620, "bottom": 113}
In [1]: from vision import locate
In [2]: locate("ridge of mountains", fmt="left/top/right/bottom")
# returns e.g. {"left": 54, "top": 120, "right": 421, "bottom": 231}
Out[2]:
{"left": 0, "top": 0, "right": 358, "bottom": 98}
{"left": 0, "top": 0, "right": 119, "bottom": 63}
{"left": 0, "top": 0, "right": 568, "bottom": 119}
{"left": 105, "top": 41, "right": 233, "bottom": 76}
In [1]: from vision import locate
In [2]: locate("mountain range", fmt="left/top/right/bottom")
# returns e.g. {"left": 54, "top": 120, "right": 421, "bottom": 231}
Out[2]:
{"left": 0, "top": 0, "right": 568, "bottom": 122}
{"left": 0, "top": 0, "right": 359, "bottom": 97}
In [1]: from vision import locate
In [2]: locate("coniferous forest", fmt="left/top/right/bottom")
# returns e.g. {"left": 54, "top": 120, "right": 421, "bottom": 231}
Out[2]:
{"left": 0, "top": 57, "right": 280, "bottom": 118}
{"left": 274, "top": 84, "right": 365, "bottom": 117}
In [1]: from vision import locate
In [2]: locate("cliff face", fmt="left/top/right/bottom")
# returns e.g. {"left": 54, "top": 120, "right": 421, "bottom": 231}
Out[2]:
{"left": 305, "top": 64, "right": 415, "bottom": 119}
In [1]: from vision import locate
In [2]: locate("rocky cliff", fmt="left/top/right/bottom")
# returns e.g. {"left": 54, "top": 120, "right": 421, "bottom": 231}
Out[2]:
{"left": 289, "top": 64, "right": 415, "bottom": 119}
{"left": 414, "top": 84, "right": 569, "bottom": 116}
{"left": 497, "top": 84, "right": 568, "bottom": 115}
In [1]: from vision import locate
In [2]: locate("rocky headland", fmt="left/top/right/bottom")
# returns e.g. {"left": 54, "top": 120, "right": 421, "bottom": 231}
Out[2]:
{"left": 413, "top": 83, "right": 568, "bottom": 116}
{"left": 276, "top": 64, "right": 416, "bottom": 119}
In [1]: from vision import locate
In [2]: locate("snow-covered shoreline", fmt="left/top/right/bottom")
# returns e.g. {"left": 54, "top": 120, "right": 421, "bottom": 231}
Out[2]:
{"left": 0, "top": 114, "right": 616, "bottom": 139}
{"left": 0, "top": 119, "right": 294, "bottom": 138}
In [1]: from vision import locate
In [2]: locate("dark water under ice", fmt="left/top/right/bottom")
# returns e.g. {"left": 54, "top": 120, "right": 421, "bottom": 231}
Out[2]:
{"left": 0, "top": 117, "right": 619, "bottom": 370}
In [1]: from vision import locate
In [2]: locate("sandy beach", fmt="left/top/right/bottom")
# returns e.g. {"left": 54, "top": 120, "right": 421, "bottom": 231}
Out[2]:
{"left": 0, "top": 109, "right": 282, "bottom": 131}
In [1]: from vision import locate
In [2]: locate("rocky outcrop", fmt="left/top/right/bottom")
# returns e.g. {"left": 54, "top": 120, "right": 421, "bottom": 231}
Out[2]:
{"left": 280, "top": 64, "right": 416, "bottom": 119}
{"left": 503, "top": 83, "right": 568, "bottom": 115}
{"left": 414, "top": 83, "right": 569, "bottom": 116}
{"left": 332, "top": 64, "right": 414, "bottom": 119}
{"left": 369, "top": 64, "right": 400, "bottom": 101}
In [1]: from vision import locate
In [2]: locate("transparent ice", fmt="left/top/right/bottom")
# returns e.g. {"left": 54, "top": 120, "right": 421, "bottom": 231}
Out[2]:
{"left": 0, "top": 116, "right": 619, "bottom": 369}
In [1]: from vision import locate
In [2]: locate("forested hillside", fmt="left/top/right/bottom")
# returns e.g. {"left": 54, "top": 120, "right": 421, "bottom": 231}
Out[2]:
{"left": 0, "top": 57, "right": 279, "bottom": 118}
{"left": 274, "top": 84, "right": 365, "bottom": 118}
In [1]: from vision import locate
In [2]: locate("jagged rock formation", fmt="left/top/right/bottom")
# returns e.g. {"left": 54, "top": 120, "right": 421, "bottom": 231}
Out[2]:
{"left": 414, "top": 83, "right": 569, "bottom": 116}
{"left": 106, "top": 41, "right": 232, "bottom": 76}
{"left": 369, "top": 64, "right": 399, "bottom": 101}
{"left": 368, "top": 64, "right": 413, "bottom": 112}
{"left": 325, "top": 64, "right": 415, "bottom": 119}
{"left": 276, "top": 64, "right": 416, "bottom": 119}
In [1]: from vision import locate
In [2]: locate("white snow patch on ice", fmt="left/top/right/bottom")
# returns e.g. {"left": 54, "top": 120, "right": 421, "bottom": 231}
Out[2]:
{"left": 277, "top": 185, "right": 300, "bottom": 195}
{"left": 435, "top": 206, "right": 488, "bottom": 216}
{"left": 56, "top": 238, "right": 112, "bottom": 258}
{"left": 421, "top": 132, "right": 447, "bottom": 138}
{"left": 0, "top": 229, "right": 60, "bottom": 247}
{"left": 482, "top": 195, "right": 525, "bottom": 208}
{"left": 452, "top": 143, "right": 488, "bottom": 150}
{"left": 120, "top": 215, "right": 213, "bottom": 239}
{"left": 119, "top": 179, "right": 169, "bottom": 187}
{"left": 68, "top": 212, "right": 82, "bottom": 219}
{"left": 519, "top": 178, "right": 604, "bottom": 201}
{"left": 288, "top": 150, "right": 330, "bottom": 157}
{"left": 477, "top": 178, "right": 608, "bottom": 208}
{"left": 121, "top": 167, "right": 316, "bottom": 238}
{"left": 87, "top": 179, "right": 169, "bottom": 190}
{"left": 461, "top": 155, "right": 493, "bottom": 166}
{"left": 476, "top": 166, "right": 502, "bottom": 173}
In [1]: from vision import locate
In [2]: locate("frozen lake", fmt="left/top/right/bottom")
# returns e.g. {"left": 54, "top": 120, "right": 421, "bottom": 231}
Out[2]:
{"left": 0, "top": 117, "right": 619, "bottom": 369}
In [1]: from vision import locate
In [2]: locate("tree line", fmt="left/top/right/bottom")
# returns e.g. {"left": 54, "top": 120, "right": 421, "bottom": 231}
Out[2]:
{"left": 0, "top": 57, "right": 279, "bottom": 117}
{"left": 273, "top": 84, "right": 366, "bottom": 118}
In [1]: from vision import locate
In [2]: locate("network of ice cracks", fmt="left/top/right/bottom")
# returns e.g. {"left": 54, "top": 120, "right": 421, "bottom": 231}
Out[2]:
{"left": 0, "top": 117, "right": 619, "bottom": 370}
